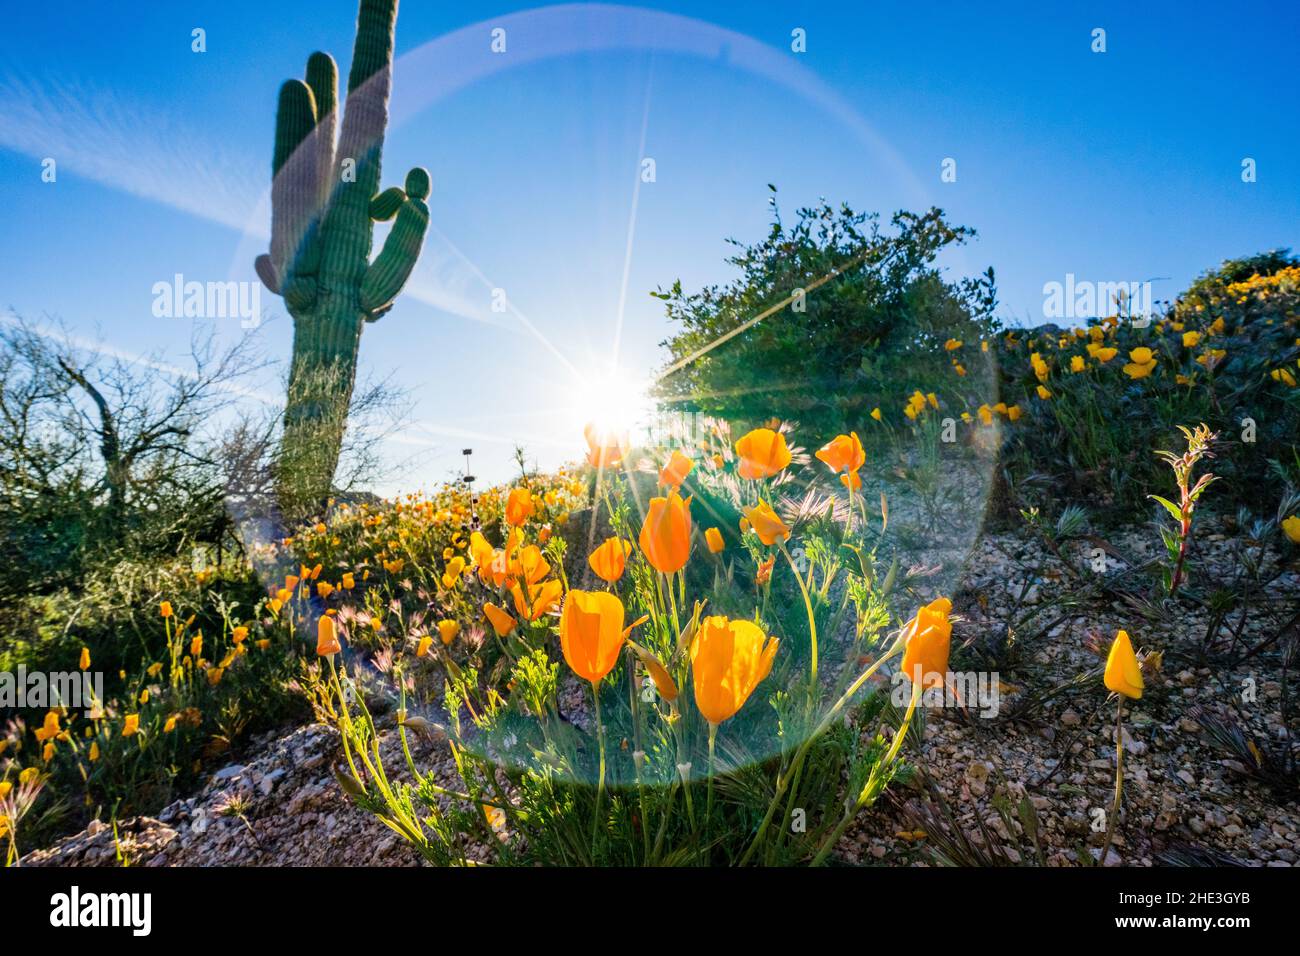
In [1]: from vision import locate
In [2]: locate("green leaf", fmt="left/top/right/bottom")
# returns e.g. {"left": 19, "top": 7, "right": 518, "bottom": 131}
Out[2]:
{"left": 1188, "top": 475, "right": 1220, "bottom": 503}
{"left": 1148, "top": 494, "right": 1183, "bottom": 523}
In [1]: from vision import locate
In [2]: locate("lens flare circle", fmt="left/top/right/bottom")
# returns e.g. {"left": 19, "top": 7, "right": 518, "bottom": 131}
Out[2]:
{"left": 225, "top": 3, "right": 998, "bottom": 791}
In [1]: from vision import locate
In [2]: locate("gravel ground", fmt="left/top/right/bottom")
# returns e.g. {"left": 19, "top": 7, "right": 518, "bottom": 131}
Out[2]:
{"left": 837, "top": 518, "right": 1300, "bottom": 867}
{"left": 25, "top": 723, "right": 435, "bottom": 867}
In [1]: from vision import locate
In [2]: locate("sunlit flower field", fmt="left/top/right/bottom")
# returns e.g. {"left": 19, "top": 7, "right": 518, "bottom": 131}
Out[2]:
{"left": 3, "top": 1, "right": 1298, "bottom": 878}
{"left": 7, "top": 256, "right": 1299, "bottom": 866}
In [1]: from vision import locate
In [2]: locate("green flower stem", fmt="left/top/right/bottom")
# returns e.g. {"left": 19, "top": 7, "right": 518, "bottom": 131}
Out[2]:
{"left": 705, "top": 723, "right": 718, "bottom": 844}
{"left": 590, "top": 681, "right": 607, "bottom": 853}
{"left": 651, "top": 778, "right": 678, "bottom": 862}
{"left": 626, "top": 650, "right": 652, "bottom": 862}
{"left": 739, "top": 637, "right": 904, "bottom": 865}
{"left": 665, "top": 571, "right": 683, "bottom": 647}
{"left": 810, "top": 674, "right": 922, "bottom": 866}
{"left": 779, "top": 541, "right": 818, "bottom": 687}
{"left": 670, "top": 712, "right": 697, "bottom": 832}
{"left": 626, "top": 648, "right": 642, "bottom": 753}
{"left": 635, "top": 774, "right": 652, "bottom": 864}
{"left": 330, "top": 657, "right": 424, "bottom": 844}
{"left": 1099, "top": 697, "right": 1125, "bottom": 866}
{"left": 328, "top": 657, "right": 365, "bottom": 785}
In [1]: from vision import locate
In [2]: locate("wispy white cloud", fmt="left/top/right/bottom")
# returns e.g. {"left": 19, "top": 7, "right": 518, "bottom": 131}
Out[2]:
{"left": 0, "top": 67, "right": 555, "bottom": 342}
{"left": 0, "top": 70, "right": 264, "bottom": 232}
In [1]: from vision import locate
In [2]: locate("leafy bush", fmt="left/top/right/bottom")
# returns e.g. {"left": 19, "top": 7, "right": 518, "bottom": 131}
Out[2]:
{"left": 653, "top": 195, "right": 998, "bottom": 444}
{"left": 653, "top": 200, "right": 1298, "bottom": 522}
{"left": 996, "top": 252, "right": 1300, "bottom": 516}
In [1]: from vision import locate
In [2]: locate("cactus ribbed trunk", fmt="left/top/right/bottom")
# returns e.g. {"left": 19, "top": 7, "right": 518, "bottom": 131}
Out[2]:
{"left": 258, "top": 0, "right": 430, "bottom": 518}
{"left": 279, "top": 304, "right": 364, "bottom": 511}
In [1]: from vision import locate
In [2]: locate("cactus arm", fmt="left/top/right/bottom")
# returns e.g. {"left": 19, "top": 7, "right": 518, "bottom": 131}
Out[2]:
{"left": 272, "top": 80, "right": 316, "bottom": 175}
{"left": 305, "top": 52, "right": 339, "bottom": 213}
{"left": 359, "top": 195, "right": 428, "bottom": 313}
{"left": 284, "top": 275, "right": 319, "bottom": 313}
{"left": 306, "top": 52, "right": 338, "bottom": 128}
{"left": 404, "top": 166, "right": 430, "bottom": 200}
{"left": 270, "top": 79, "right": 318, "bottom": 286}
{"left": 336, "top": 0, "right": 398, "bottom": 211}
{"left": 254, "top": 254, "right": 280, "bottom": 295}
{"left": 369, "top": 186, "right": 406, "bottom": 221}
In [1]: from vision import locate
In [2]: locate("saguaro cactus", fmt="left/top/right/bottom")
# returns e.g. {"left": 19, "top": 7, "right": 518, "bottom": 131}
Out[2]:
{"left": 255, "top": 0, "right": 428, "bottom": 515}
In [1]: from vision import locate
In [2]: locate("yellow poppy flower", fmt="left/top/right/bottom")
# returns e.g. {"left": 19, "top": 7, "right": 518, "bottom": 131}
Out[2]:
{"left": 1103, "top": 630, "right": 1143, "bottom": 699}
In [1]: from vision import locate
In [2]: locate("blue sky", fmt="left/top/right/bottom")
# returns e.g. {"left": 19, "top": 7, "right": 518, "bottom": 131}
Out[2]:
{"left": 2, "top": 1, "right": 1297, "bottom": 490}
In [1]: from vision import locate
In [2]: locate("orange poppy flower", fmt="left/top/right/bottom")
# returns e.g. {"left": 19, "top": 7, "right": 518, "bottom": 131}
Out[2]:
{"left": 316, "top": 615, "right": 342, "bottom": 656}
{"left": 511, "top": 579, "right": 564, "bottom": 621}
{"left": 584, "top": 423, "right": 627, "bottom": 470}
{"left": 560, "top": 590, "right": 639, "bottom": 684}
{"left": 639, "top": 491, "right": 692, "bottom": 574}
{"left": 505, "top": 487, "right": 535, "bottom": 526}
{"left": 690, "top": 616, "right": 779, "bottom": 725}
{"left": 735, "top": 428, "right": 791, "bottom": 480}
{"left": 659, "top": 450, "right": 693, "bottom": 488}
{"left": 815, "top": 432, "right": 865, "bottom": 475}
{"left": 1104, "top": 629, "right": 1144, "bottom": 700}
{"left": 899, "top": 597, "right": 952, "bottom": 689}
{"left": 588, "top": 537, "right": 632, "bottom": 583}
{"left": 484, "top": 602, "right": 517, "bottom": 637}
{"left": 743, "top": 500, "right": 790, "bottom": 546}
{"left": 511, "top": 545, "right": 550, "bottom": 585}
{"left": 437, "top": 620, "right": 460, "bottom": 645}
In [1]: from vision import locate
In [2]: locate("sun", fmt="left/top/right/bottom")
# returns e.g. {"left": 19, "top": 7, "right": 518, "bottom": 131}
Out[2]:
{"left": 567, "top": 368, "right": 656, "bottom": 447}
